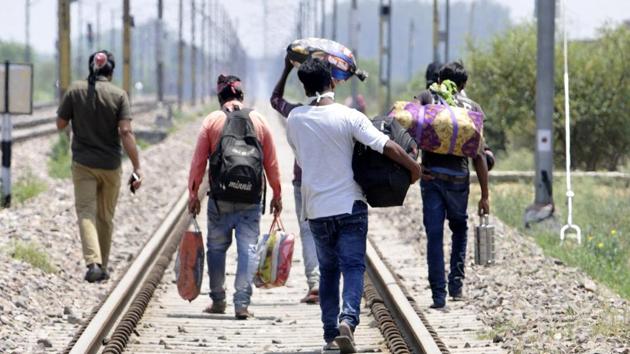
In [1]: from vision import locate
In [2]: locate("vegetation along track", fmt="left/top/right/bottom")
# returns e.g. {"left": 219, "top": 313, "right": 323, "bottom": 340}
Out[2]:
{"left": 61, "top": 193, "right": 443, "bottom": 353}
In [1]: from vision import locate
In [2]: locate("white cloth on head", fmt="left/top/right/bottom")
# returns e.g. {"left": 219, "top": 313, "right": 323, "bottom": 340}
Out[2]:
{"left": 287, "top": 103, "right": 389, "bottom": 220}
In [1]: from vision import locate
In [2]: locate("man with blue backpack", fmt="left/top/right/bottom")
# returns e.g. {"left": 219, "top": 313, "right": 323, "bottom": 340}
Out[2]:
{"left": 415, "top": 61, "right": 491, "bottom": 309}
{"left": 187, "top": 75, "right": 282, "bottom": 320}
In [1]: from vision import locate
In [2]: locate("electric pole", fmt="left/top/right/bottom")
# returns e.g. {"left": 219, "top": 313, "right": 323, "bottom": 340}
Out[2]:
{"left": 177, "top": 0, "right": 183, "bottom": 110}
{"left": 332, "top": 0, "right": 337, "bottom": 40}
{"left": 468, "top": 0, "right": 476, "bottom": 41}
{"left": 122, "top": 0, "right": 131, "bottom": 98}
{"left": 110, "top": 9, "right": 116, "bottom": 51}
{"left": 526, "top": 0, "right": 556, "bottom": 224}
{"left": 314, "top": 0, "right": 319, "bottom": 38}
{"left": 408, "top": 19, "right": 415, "bottom": 79}
{"left": 211, "top": 0, "right": 214, "bottom": 100}
{"left": 321, "top": 0, "right": 326, "bottom": 37}
{"left": 349, "top": 0, "right": 358, "bottom": 109}
{"left": 96, "top": 2, "right": 101, "bottom": 49}
{"left": 313, "top": 0, "right": 318, "bottom": 36}
{"left": 191, "top": 0, "right": 196, "bottom": 106}
{"left": 58, "top": 0, "right": 71, "bottom": 98}
{"left": 379, "top": 0, "right": 392, "bottom": 111}
{"left": 156, "top": 0, "right": 164, "bottom": 103}
{"left": 77, "top": 0, "right": 83, "bottom": 80}
{"left": 297, "top": 2, "right": 303, "bottom": 38}
{"left": 25, "top": 0, "right": 31, "bottom": 63}
{"left": 213, "top": 0, "right": 218, "bottom": 78}
{"left": 445, "top": 0, "right": 450, "bottom": 62}
{"left": 432, "top": 0, "right": 439, "bottom": 63}
{"left": 263, "top": 1, "right": 268, "bottom": 58}
{"left": 221, "top": 7, "right": 231, "bottom": 70}
{"left": 201, "top": 0, "right": 206, "bottom": 104}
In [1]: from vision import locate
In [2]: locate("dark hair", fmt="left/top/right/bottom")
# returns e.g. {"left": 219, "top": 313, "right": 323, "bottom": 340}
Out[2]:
{"left": 88, "top": 50, "right": 115, "bottom": 81}
{"left": 425, "top": 61, "right": 441, "bottom": 89}
{"left": 297, "top": 57, "right": 333, "bottom": 96}
{"left": 438, "top": 61, "right": 468, "bottom": 89}
{"left": 216, "top": 74, "right": 244, "bottom": 104}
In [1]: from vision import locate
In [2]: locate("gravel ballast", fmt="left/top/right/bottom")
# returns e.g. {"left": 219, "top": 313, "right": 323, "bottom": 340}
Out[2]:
{"left": 0, "top": 109, "right": 205, "bottom": 353}
{"left": 370, "top": 187, "right": 629, "bottom": 353}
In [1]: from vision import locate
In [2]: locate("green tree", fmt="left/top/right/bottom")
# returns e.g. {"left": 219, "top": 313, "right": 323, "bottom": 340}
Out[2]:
{"left": 466, "top": 24, "right": 537, "bottom": 152}
{"left": 465, "top": 24, "right": 630, "bottom": 170}
{"left": 1, "top": 40, "right": 57, "bottom": 102}
{"left": 558, "top": 26, "right": 630, "bottom": 170}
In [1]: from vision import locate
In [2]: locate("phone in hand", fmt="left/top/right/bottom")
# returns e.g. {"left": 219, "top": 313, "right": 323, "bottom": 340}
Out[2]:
{"left": 129, "top": 172, "right": 140, "bottom": 194}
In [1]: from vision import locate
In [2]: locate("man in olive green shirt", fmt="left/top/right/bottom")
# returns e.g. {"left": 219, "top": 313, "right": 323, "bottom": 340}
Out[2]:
{"left": 56, "top": 50, "right": 143, "bottom": 283}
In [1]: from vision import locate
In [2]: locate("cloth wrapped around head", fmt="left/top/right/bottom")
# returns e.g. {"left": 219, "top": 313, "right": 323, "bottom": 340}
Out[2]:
{"left": 216, "top": 74, "right": 244, "bottom": 104}
{"left": 87, "top": 50, "right": 116, "bottom": 86}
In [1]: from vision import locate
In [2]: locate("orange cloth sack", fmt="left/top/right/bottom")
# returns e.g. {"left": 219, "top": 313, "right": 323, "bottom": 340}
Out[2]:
{"left": 175, "top": 218, "right": 205, "bottom": 302}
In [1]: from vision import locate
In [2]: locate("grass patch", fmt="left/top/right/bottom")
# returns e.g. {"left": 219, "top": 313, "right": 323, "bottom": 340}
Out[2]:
{"left": 477, "top": 320, "right": 518, "bottom": 341}
{"left": 170, "top": 104, "right": 217, "bottom": 128}
{"left": 593, "top": 302, "right": 630, "bottom": 337}
{"left": 493, "top": 148, "right": 534, "bottom": 171}
{"left": 471, "top": 177, "right": 630, "bottom": 299}
{"left": 11, "top": 172, "right": 47, "bottom": 205}
{"left": 136, "top": 138, "right": 151, "bottom": 150}
{"left": 47, "top": 133, "right": 72, "bottom": 179}
{"left": 9, "top": 241, "right": 57, "bottom": 274}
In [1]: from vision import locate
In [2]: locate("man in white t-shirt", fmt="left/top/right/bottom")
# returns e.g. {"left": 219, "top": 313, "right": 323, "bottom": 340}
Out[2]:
{"left": 287, "top": 57, "right": 421, "bottom": 353}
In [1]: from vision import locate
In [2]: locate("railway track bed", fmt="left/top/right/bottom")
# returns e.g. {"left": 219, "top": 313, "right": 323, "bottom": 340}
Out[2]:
{"left": 62, "top": 113, "right": 455, "bottom": 354}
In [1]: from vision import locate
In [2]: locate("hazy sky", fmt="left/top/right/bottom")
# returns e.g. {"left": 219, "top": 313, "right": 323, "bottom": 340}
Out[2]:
{"left": 1, "top": 0, "right": 629, "bottom": 57}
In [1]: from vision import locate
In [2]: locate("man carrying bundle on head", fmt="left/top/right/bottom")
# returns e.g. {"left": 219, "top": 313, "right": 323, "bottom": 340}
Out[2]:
{"left": 271, "top": 38, "right": 368, "bottom": 304}
{"left": 287, "top": 57, "right": 421, "bottom": 353}
{"left": 56, "top": 50, "right": 143, "bottom": 283}
{"left": 187, "top": 75, "right": 282, "bottom": 320}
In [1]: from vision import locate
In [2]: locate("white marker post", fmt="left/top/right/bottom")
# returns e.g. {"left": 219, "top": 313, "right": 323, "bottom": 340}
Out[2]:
{"left": 559, "top": 0, "right": 581, "bottom": 244}
{"left": 0, "top": 61, "right": 34, "bottom": 207}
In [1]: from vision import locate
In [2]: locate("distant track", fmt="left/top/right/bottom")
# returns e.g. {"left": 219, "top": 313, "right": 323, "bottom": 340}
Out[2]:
{"left": 8, "top": 98, "right": 173, "bottom": 143}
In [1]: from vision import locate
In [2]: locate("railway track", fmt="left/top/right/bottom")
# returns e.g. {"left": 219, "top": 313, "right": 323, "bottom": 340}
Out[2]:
{"left": 61, "top": 184, "right": 444, "bottom": 353}
{"left": 56, "top": 111, "right": 501, "bottom": 354}
{"left": 6, "top": 98, "right": 173, "bottom": 143}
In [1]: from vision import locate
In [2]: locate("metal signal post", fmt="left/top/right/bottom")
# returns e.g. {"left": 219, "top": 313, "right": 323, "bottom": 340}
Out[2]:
{"left": 122, "top": 0, "right": 132, "bottom": 98}
{"left": 379, "top": 0, "right": 392, "bottom": 112}
{"left": 58, "top": 0, "right": 72, "bottom": 98}
{"left": 525, "top": 0, "right": 556, "bottom": 225}
{"left": 177, "top": 0, "right": 184, "bottom": 110}
{"left": 349, "top": 0, "right": 359, "bottom": 109}
{"left": 156, "top": 0, "right": 164, "bottom": 103}
{"left": 191, "top": 0, "right": 197, "bottom": 106}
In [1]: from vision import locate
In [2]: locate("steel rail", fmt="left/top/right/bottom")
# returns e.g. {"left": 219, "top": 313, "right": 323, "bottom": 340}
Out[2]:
{"left": 68, "top": 188, "right": 191, "bottom": 354}
{"left": 11, "top": 100, "right": 172, "bottom": 143}
{"left": 366, "top": 239, "right": 442, "bottom": 354}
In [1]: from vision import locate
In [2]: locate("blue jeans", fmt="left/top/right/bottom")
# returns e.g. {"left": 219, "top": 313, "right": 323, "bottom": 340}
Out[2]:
{"left": 293, "top": 181, "right": 320, "bottom": 289}
{"left": 420, "top": 179, "right": 469, "bottom": 306}
{"left": 206, "top": 199, "right": 261, "bottom": 309}
{"left": 308, "top": 201, "right": 368, "bottom": 343}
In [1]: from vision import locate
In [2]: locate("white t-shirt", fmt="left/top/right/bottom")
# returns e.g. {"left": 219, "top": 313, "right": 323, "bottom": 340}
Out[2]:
{"left": 287, "top": 103, "right": 390, "bottom": 220}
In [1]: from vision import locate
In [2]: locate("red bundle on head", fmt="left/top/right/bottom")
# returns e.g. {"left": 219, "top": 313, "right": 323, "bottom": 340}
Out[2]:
{"left": 228, "top": 81, "right": 240, "bottom": 94}
{"left": 94, "top": 52, "right": 108, "bottom": 70}
{"left": 217, "top": 77, "right": 241, "bottom": 95}
{"left": 216, "top": 74, "right": 244, "bottom": 103}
